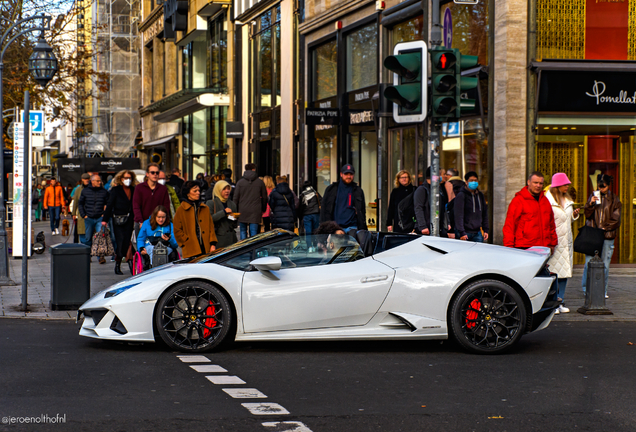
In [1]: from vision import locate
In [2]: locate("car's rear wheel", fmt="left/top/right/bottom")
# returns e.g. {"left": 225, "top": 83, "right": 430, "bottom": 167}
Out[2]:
{"left": 155, "top": 281, "right": 232, "bottom": 352}
{"left": 450, "top": 279, "right": 526, "bottom": 354}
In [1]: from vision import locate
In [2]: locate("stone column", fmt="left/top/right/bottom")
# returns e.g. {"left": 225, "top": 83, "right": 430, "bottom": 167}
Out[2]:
{"left": 491, "top": 0, "right": 529, "bottom": 245}
{"left": 280, "top": 0, "right": 295, "bottom": 186}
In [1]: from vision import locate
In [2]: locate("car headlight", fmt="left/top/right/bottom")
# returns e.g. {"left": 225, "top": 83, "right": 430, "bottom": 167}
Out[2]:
{"left": 104, "top": 283, "right": 140, "bottom": 298}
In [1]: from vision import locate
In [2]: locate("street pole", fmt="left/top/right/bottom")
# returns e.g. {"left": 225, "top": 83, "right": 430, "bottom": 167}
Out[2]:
{"left": 429, "top": 0, "right": 443, "bottom": 237}
{"left": 22, "top": 91, "right": 29, "bottom": 311}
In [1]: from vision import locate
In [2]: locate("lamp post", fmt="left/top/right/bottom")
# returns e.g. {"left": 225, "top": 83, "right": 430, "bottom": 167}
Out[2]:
{"left": 0, "top": 13, "right": 55, "bottom": 285}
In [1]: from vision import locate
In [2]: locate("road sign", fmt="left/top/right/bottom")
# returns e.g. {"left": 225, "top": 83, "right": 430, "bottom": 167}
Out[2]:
{"left": 443, "top": 8, "right": 453, "bottom": 48}
{"left": 12, "top": 121, "right": 32, "bottom": 257}
{"left": 20, "top": 110, "right": 44, "bottom": 134}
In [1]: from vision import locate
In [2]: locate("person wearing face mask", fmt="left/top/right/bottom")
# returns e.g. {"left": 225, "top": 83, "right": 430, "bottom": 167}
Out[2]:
{"left": 132, "top": 163, "right": 171, "bottom": 231}
{"left": 102, "top": 170, "right": 138, "bottom": 275}
{"left": 582, "top": 173, "right": 622, "bottom": 298}
{"left": 454, "top": 171, "right": 489, "bottom": 243}
{"left": 158, "top": 170, "right": 181, "bottom": 217}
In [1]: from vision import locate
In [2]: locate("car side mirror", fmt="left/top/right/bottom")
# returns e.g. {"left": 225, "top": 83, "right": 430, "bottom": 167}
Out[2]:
{"left": 250, "top": 256, "right": 282, "bottom": 278}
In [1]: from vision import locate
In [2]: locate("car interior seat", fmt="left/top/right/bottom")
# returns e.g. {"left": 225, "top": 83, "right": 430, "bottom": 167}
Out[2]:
{"left": 355, "top": 230, "right": 376, "bottom": 257}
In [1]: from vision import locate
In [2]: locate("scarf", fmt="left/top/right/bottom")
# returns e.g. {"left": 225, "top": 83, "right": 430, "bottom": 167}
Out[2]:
{"left": 213, "top": 180, "right": 230, "bottom": 203}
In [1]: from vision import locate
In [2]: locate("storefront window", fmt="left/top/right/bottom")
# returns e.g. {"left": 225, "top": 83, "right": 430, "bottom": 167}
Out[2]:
{"left": 389, "top": 127, "right": 420, "bottom": 187}
{"left": 209, "top": 106, "right": 228, "bottom": 174}
{"left": 210, "top": 16, "right": 228, "bottom": 92}
{"left": 311, "top": 39, "right": 337, "bottom": 100}
{"left": 440, "top": 118, "right": 489, "bottom": 193}
{"left": 391, "top": 15, "right": 424, "bottom": 47}
{"left": 536, "top": 0, "right": 636, "bottom": 61}
{"left": 181, "top": 35, "right": 209, "bottom": 90}
{"left": 315, "top": 125, "right": 338, "bottom": 195}
{"left": 253, "top": 6, "right": 281, "bottom": 111}
{"left": 346, "top": 23, "right": 378, "bottom": 92}
{"left": 350, "top": 131, "right": 378, "bottom": 229}
{"left": 182, "top": 44, "right": 191, "bottom": 89}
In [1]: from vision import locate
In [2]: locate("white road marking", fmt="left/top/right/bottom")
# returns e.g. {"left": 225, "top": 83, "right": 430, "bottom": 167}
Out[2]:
{"left": 242, "top": 403, "right": 290, "bottom": 415}
{"left": 176, "top": 355, "right": 211, "bottom": 363}
{"left": 223, "top": 388, "right": 268, "bottom": 398}
{"left": 262, "top": 421, "right": 314, "bottom": 432}
{"left": 190, "top": 364, "right": 228, "bottom": 373}
{"left": 206, "top": 375, "right": 246, "bottom": 385}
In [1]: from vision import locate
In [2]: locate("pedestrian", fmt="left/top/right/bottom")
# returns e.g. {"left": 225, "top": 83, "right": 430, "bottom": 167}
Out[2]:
{"left": 262, "top": 175, "right": 275, "bottom": 232}
{"left": 544, "top": 173, "right": 580, "bottom": 314}
{"left": 446, "top": 168, "right": 464, "bottom": 200}
{"left": 299, "top": 180, "right": 321, "bottom": 239}
{"left": 137, "top": 205, "right": 179, "bottom": 268}
{"left": 102, "top": 170, "right": 137, "bottom": 275}
{"left": 173, "top": 181, "right": 218, "bottom": 258}
{"left": 43, "top": 178, "right": 66, "bottom": 236}
{"left": 269, "top": 175, "right": 297, "bottom": 232}
{"left": 206, "top": 180, "right": 238, "bottom": 248}
{"left": 158, "top": 170, "right": 180, "bottom": 217}
{"left": 132, "top": 163, "right": 171, "bottom": 233}
{"left": 581, "top": 173, "right": 622, "bottom": 298}
{"left": 454, "top": 171, "right": 489, "bottom": 242}
{"left": 64, "top": 184, "right": 74, "bottom": 214}
{"left": 503, "top": 171, "right": 558, "bottom": 249}
{"left": 413, "top": 167, "right": 449, "bottom": 236}
{"left": 195, "top": 173, "right": 208, "bottom": 197}
{"left": 72, "top": 174, "right": 91, "bottom": 243}
{"left": 167, "top": 167, "right": 184, "bottom": 200}
{"left": 33, "top": 184, "right": 43, "bottom": 221}
{"left": 79, "top": 174, "right": 110, "bottom": 263}
{"left": 386, "top": 170, "right": 415, "bottom": 233}
{"left": 234, "top": 163, "right": 268, "bottom": 239}
{"left": 222, "top": 168, "right": 235, "bottom": 201}
{"left": 320, "top": 164, "right": 367, "bottom": 234}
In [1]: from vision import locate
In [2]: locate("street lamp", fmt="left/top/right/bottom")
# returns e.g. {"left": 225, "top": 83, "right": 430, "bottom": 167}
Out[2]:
{"left": 29, "top": 37, "right": 58, "bottom": 87}
{"left": 0, "top": 13, "right": 54, "bottom": 285}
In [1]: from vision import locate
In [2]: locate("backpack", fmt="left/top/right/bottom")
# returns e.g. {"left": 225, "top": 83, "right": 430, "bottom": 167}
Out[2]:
{"left": 397, "top": 191, "right": 417, "bottom": 232}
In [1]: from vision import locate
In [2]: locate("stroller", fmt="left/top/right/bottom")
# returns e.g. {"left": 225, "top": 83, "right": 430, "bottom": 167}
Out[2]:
{"left": 132, "top": 239, "right": 180, "bottom": 275}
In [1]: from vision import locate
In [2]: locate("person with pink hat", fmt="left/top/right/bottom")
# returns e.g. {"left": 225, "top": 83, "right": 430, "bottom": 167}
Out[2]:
{"left": 545, "top": 173, "right": 580, "bottom": 314}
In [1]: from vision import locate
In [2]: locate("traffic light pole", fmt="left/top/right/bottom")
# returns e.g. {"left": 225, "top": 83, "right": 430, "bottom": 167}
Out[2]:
{"left": 429, "top": 0, "right": 442, "bottom": 237}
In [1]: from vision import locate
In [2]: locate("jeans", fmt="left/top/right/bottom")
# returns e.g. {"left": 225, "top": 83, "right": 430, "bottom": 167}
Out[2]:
{"left": 556, "top": 277, "right": 568, "bottom": 305}
{"left": 582, "top": 239, "right": 615, "bottom": 296}
{"left": 303, "top": 214, "right": 320, "bottom": 236}
{"left": 239, "top": 222, "right": 259, "bottom": 240}
{"left": 455, "top": 230, "right": 484, "bottom": 243}
{"left": 48, "top": 206, "right": 61, "bottom": 231}
{"left": 82, "top": 217, "right": 103, "bottom": 247}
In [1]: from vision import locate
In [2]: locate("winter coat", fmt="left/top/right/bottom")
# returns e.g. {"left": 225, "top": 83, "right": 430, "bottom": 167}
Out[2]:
{"left": 454, "top": 187, "right": 489, "bottom": 237}
{"left": 79, "top": 186, "right": 109, "bottom": 219}
{"left": 299, "top": 186, "right": 321, "bottom": 217}
{"left": 132, "top": 182, "right": 171, "bottom": 223}
{"left": 43, "top": 185, "right": 66, "bottom": 208}
{"left": 173, "top": 201, "right": 218, "bottom": 258}
{"left": 102, "top": 185, "right": 134, "bottom": 225}
{"left": 583, "top": 190, "right": 622, "bottom": 240}
{"left": 413, "top": 182, "right": 449, "bottom": 236}
{"left": 269, "top": 182, "right": 297, "bottom": 231}
{"left": 448, "top": 177, "right": 465, "bottom": 197}
{"left": 262, "top": 188, "right": 274, "bottom": 218}
{"left": 166, "top": 184, "right": 181, "bottom": 217}
{"left": 167, "top": 175, "right": 184, "bottom": 200}
{"left": 206, "top": 196, "right": 238, "bottom": 248}
{"left": 320, "top": 180, "right": 367, "bottom": 230}
{"left": 137, "top": 219, "right": 179, "bottom": 251}
{"left": 386, "top": 184, "right": 415, "bottom": 232}
{"left": 234, "top": 171, "right": 268, "bottom": 224}
{"left": 545, "top": 191, "right": 579, "bottom": 278}
{"left": 72, "top": 185, "right": 86, "bottom": 235}
{"left": 503, "top": 187, "right": 558, "bottom": 249}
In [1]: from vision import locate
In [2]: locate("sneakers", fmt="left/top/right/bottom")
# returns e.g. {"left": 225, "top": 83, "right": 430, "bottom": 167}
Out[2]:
{"left": 55, "top": 228, "right": 59, "bottom": 235}
{"left": 52, "top": 231, "right": 56, "bottom": 236}
{"left": 557, "top": 305, "right": 570, "bottom": 313}
{"left": 554, "top": 308, "right": 560, "bottom": 315}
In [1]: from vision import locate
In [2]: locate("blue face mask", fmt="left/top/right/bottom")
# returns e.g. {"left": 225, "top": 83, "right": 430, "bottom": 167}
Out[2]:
{"left": 468, "top": 181, "right": 479, "bottom": 191}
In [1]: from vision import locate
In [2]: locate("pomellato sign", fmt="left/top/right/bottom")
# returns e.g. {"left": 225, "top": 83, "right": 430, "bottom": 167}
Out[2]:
{"left": 538, "top": 70, "right": 636, "bottom": 113}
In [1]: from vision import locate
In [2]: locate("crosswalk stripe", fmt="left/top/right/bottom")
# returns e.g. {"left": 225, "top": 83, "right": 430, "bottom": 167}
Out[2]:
{"left": 242, "top": 403, "right": 290, "bottom": 415}
{"left": 190, "top": 364, "right": 228, "bottom": 373}
{"left": 222, "top": 388, "right": 267, "bottom": 398}
{"left": 176, "top": 355, "right": 211, "bottom": 363}
{"left": 262, "top": 422, "right": 314, "bottom": 432}
{"left": 205, "top": 375, "right": 246, "bottom": 385}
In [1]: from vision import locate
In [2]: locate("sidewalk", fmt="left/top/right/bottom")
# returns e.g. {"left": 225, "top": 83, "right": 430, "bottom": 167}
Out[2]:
{"left": 0, "top": 219, "right": 129, "bottom": 319}
{"left": 1, "top": 220, "right": 635, "bottom": 321}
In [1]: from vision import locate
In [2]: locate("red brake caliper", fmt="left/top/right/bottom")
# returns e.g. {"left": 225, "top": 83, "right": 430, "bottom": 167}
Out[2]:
{"left": 203, "top": 302, "right": 217, "bottom": 338}
{"left": 466, "top": 299, "right": 481, "bottom": 329}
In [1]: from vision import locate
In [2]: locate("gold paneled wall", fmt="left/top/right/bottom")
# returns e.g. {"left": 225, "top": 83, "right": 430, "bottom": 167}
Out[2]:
{"left": 619, "top": 139, "right": 635, "bottom": 262}
{"left": 536, "top": 0, "right": 585, "bottom": 60}
{"left": 630, "top": 0, "right": 636, "bottom": 60}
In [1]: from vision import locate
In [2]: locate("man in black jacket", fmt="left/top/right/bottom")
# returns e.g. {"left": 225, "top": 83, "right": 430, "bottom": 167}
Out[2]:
{"left": 320, "top": 164, "right": 367, "bottom": 233}
{"left": 454, "top": 171, "right": 489, "bottom": 242}
{"left": 79, "top": 174, "right": 110, "bottom": 262}
{"left": 414, "top": 167, "right": 449, "bottom": 236}
{"left": 299, "top": 180, "right": 321, "bottom": 236}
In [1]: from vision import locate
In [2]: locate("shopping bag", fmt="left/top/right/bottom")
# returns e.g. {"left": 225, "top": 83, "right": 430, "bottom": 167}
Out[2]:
{"left": 91, "top": 226, "right": 115, "bottom": 257}
{"left": 573, "top": 225, "right": 605, "bottom": 256}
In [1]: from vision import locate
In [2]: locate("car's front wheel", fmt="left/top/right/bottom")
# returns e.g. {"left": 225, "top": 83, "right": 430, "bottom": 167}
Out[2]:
{"left": 449, "top": 279, "right": 526, "bottom": 354}
{"left": 155, "top": 281, "right": 232, "bottom": 352}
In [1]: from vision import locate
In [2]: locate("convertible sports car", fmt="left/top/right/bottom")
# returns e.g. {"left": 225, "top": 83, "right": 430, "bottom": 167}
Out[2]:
{"left": 77, "top": 229, "right": 559, "bottom": 354}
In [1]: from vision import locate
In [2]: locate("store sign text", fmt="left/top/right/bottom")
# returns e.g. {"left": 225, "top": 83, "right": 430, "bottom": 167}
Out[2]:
{"left": 586, "top": 80, "right": 636, "bottom": 105}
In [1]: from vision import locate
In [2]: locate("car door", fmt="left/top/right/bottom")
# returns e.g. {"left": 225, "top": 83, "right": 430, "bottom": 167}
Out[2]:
{"left": 241, "top": 241, "right": 395, "bottom": 333}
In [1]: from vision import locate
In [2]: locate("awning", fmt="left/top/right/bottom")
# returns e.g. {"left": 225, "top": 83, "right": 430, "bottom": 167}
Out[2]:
{"left": 142, "top": 134, "right": 177, "bottom": 148}
{"left": 154, "top": 94, "right": 230, "bottom": 123}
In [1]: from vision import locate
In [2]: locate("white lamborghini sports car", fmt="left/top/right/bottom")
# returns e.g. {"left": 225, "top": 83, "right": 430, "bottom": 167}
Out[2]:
{"left": 77, "top": 229, "right": 560, "bottom": 354}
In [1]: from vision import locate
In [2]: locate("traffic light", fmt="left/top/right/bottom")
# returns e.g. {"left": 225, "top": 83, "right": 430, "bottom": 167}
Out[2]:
{"left": 429, "top": 47, "right": 458, "bottom": 120}
{"left": 383, "top": 40, "right": 427, "bottom": 124}
{"left": 456, "top": 53, "right": 479, "bottom": 117}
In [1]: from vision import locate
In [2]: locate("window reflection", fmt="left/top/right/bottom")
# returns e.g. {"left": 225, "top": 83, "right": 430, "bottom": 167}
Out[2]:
{"left": 346, "top": 23, "right": 378, "bottom": 92}
{"left": 312, "top": 40, "right": 337, "bottom": 100}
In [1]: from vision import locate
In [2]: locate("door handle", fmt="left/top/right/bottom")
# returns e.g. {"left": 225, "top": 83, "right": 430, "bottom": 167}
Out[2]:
{"left": 361, "top": 275, "right": 389, "bottom": 283}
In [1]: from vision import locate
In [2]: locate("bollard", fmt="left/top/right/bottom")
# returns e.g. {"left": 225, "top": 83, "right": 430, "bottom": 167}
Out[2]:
{"left": 578, "top": 251, "right": 613, "bottom": 315}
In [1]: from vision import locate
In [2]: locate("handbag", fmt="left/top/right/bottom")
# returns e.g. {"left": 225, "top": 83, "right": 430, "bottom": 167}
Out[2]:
{"left": 573, "top": 225, "right": 605, "bottom": 256}
{"left": 91, "top": 226, "right": 116, "bottom": 257}
{"left": 113, "top": 213, "right": 129, "bottom": 226}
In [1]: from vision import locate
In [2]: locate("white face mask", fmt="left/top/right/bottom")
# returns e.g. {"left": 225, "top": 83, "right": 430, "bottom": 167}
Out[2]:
{"left": 158, "top": 179, "right": 166, "bottom": 185}
{"left": 123, "top": 179, "right": 131, "bottom": 187}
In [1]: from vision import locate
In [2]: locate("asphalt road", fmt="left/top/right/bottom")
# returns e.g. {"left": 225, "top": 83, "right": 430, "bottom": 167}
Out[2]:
{"left": 1, "top": 319, "right": 636, "bottom": 432}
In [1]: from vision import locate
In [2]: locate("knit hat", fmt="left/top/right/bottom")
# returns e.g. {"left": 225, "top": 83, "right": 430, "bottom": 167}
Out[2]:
{"left": 551, "top": 173, "right": 571, "bottom": 188}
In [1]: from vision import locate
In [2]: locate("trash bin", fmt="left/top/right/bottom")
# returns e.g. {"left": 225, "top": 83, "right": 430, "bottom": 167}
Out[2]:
{"left": 50, "top": 244, "right": 91, "bottom": 310}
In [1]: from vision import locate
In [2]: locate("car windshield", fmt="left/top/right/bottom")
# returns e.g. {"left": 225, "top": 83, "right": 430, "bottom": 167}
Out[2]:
{"left": 188, "top": 230, "right": 293, "bottom": 263}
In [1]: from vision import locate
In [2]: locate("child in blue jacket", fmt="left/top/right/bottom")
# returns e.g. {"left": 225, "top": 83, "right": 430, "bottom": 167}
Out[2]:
{"left": 137, "top": 205, "right": 179, "bottom": 264}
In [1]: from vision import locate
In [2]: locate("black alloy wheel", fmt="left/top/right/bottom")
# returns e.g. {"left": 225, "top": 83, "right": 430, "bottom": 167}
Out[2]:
{"left": 155, "top": 281, "right": 232, "bottom": 352}
{"left": 450, "top": 279, "right": 526, "bottom": 354}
